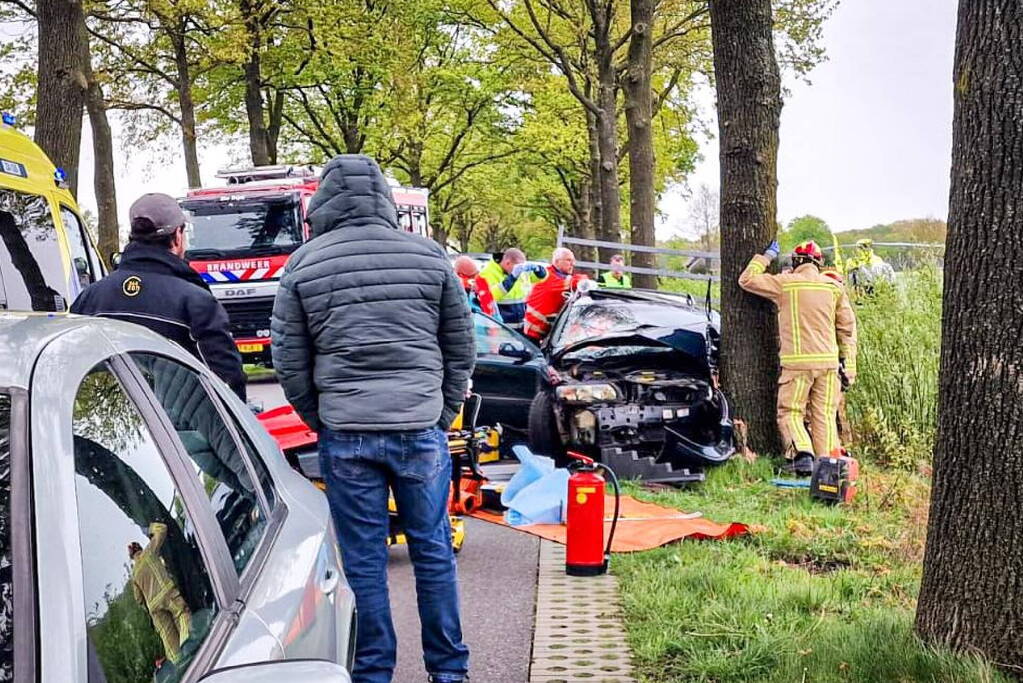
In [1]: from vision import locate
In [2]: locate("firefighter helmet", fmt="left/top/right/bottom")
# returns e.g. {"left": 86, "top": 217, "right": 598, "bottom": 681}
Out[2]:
{"left": 856, "top": 238, "right": 873, "bottom": 249}
{"left": 792, "top": 240, "right": 824, "bottom": 268}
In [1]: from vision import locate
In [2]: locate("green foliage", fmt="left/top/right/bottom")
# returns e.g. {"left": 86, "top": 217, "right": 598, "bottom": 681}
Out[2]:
{"left": 616, "top": 461, "right": 1007, "bottom": 683}
{"left": 780, "top": 214, "right": 832, "bottom": 253}
{"left": 88, "top": 582, "right": 164, "bottom": 683}
{"left": 845, "top": 269, "right": 942, "bottom": 468}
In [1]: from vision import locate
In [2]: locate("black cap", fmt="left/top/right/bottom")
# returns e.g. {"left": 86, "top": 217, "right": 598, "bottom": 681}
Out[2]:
{"left": 129, "top": 193, "right": 186, "bottom": 237}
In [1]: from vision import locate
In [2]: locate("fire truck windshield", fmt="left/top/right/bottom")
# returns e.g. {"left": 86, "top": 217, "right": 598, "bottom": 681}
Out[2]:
{"left": 182, "top": 197, "right": 302, "bottom": 260}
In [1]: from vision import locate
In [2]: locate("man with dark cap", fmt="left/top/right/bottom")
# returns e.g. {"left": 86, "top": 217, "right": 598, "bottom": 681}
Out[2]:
{"left": 71, "top": 192, "right": 246, "bottom": 399}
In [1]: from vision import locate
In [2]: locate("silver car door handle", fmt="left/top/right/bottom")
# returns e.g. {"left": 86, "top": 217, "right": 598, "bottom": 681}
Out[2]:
{"left": 319, "top": 566, "right": 340, "bottom": 595}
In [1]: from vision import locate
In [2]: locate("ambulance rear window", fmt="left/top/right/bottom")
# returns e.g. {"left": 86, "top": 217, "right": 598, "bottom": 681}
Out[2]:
{"left": 0, "top": 189, "right": 67, "bottom": 312}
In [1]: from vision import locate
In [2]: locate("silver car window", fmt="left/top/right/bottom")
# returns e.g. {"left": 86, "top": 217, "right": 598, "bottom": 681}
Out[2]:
{"left": 72, "top": 365, "right": 218, "bottom": 682}
{"left": 129, "top": 353, "right": 268, "bottom": 575}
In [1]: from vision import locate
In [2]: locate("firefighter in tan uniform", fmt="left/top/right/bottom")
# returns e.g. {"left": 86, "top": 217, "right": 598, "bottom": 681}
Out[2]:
{"left": 739, "top": 240, "right": 858, "bottom": 475}
{"left": 129, "top": 522, "right": 192, "bottom": 664}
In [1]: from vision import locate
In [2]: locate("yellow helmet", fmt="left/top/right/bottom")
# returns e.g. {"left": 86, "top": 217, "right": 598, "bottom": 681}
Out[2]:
{"left": 856, "top": 238, "right": 873, "bottom": 249}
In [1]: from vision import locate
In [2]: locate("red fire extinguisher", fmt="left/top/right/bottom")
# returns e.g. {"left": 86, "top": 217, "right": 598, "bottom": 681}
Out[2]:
{"left": 565, "top": 451, "right": 621, "bottom": 576}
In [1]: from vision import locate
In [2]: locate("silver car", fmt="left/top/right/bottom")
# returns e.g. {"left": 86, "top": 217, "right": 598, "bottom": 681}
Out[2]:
{"left": 0, "top": 314, "right": 355, "bottom": 682}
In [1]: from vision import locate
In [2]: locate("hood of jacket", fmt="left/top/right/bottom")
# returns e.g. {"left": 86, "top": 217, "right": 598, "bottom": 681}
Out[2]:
{"left": 118, "top": 242, "right": 210, "bottom": 291}
{"left": 306, "top": 155, "right": 399, "bottom": 238}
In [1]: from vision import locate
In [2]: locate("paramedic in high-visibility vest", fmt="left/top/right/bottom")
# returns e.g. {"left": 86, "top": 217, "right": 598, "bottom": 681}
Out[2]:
{"left": 523, "top": 247, "right": 588, "bottom": 341}
{"left": 479, "top": 248, "right": 546, "bottom": 326}
{"left": 453, "top": 255, "right": 501, "bottom": 319}
{"left": 598, "top": 254, "right": 632, "bottom": 288}
{"left": 739, "top": 240, "right": 858, "bottom": 476}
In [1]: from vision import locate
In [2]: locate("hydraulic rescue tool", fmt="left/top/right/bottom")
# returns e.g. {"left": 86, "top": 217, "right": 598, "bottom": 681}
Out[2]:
{"left": 810, "top": 449, "right": 859, "bottom": 505}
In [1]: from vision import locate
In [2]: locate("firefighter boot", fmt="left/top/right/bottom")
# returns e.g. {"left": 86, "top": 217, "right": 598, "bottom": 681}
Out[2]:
{"left": 793, "top": 451, "right": 815, "bottom": 477}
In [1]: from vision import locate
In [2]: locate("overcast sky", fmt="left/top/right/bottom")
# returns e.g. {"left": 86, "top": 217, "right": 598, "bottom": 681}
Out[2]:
{"left": 71, "top": 0, "right": 958, "bottom": 240}
{"left": 660, "top": 0, "right": 958, "bottom": 238}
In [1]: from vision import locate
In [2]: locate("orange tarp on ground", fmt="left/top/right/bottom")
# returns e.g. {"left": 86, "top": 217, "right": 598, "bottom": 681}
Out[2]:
{"left": 468, "top": 494, "right": 750, "bottom": 553}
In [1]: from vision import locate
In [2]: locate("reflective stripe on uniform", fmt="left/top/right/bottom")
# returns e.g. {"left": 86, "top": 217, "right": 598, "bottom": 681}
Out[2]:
{"left": 781, "top": 283, "right": 841, "bottom": 293}
{"left": 789, "top": 289, "right": 801, "bottom": 354}
{"left": 789, "top": 375, "right": 813, "bottom": 453}
{"left": 748, "top": 261, "right": 767, "bottom": 275}
{"left": 824, "top": 371, "right": 837, "bottom": 454}
{"left": 781, "top": 352, "right": 840, "bottom": 364}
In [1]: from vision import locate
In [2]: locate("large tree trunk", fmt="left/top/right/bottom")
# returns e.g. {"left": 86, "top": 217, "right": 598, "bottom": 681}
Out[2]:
{"left": 624, "top": 0, "right": 657, "bottom": 290}
{"left": 710, "top": 0, "right": 783, "bottom": 455}
{"left": 915, "top": 2, "right": 1023, "bottom": 671}
{"left": 82, "top": 55, "right": 119, "bottom": 268}
{"left": 594, "top": 82, "right": 621, "bottom": 267}
{"left": 586, "top": 108, "right": 603, "bottom": 262}
{"left": 172, "top": 28, "right": 201, "bottom": 188}
{"left": 240, "top": 0, "right": 271, "bottom": 166}
{"left": 592, "top": 5, "right": 622, "bottom": 266}
{"left": 35, "top": 0, "right": 87, "bottom": 196}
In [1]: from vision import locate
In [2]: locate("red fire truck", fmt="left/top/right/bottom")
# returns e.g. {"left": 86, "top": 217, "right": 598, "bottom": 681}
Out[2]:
{"left": 180, "top": 165, "right": 430, "bottom": 364}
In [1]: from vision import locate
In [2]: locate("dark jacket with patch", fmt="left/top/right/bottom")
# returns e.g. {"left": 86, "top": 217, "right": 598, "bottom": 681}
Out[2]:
{"left": 70, "top": 242, "right": 247, "bottom": 399}
{"left": 271, "top": 154, "right": 474, "bottom": 432}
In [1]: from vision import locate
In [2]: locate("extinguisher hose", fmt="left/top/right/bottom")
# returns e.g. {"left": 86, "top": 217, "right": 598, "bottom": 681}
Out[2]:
{"left": 601, "top": 464, "right": 622, "bottom": 560}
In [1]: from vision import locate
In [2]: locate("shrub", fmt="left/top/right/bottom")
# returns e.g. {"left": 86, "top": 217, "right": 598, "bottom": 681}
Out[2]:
{"left": 845, "top": 268, "right": 942, "bottom": 468}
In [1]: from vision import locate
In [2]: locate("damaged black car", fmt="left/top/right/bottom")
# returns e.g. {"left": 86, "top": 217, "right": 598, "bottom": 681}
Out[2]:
{"left": 526, "top": 287, "right": 735, "bottom": 484}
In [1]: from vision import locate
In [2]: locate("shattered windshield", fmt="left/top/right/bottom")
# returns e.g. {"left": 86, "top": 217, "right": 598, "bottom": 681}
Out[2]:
{"left": 553, "top": 301, "right": 703, "bottom": 361}
{"left": 0, "top": 189, "right": 67, "bottom": 312}
{"left": 555, "top": 301, "right": 691, "bottom": 347}
{"left": 183, "top": 198, "right": 302, "bottom": 259}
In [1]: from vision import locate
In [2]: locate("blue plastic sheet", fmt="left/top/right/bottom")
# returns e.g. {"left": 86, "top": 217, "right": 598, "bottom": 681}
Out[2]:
{"left": 502, "top": 445, "right": 569, "bottom": 526}
{"left": 770, "top": 478, "right": 811, "bottom": 489}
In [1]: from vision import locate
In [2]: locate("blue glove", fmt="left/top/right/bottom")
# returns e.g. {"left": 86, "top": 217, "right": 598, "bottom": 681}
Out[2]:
{"left": 511, "top": 262, "right": 529, "bottom": 278}
{"left": 764, "top": 240, "right": 780, "bottom": 261}
{"left": 530, "top": 263, "right": 547, "bottom": 277}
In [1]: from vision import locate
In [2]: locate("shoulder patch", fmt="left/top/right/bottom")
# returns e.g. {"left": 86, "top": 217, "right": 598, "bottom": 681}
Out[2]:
{"left": 122, "top": 276, "right": 143, "bottom": 297}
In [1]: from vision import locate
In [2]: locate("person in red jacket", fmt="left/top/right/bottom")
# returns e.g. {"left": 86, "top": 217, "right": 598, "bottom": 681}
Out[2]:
{"left": 523, "top": 247, "right": 587, "bottom": 340}
{"left": 453, "top": 255, "right": 501, "bottom": 319}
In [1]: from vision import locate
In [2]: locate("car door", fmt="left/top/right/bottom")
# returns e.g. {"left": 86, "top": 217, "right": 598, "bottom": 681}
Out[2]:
{"left": 125, "top": 351, "right": 351, "bottom": 665}
{"left": 31, "top": 325, "right": 243, "bottom": 683}
{"left": 471, "top": 313, "right": 547, "bottom": 430}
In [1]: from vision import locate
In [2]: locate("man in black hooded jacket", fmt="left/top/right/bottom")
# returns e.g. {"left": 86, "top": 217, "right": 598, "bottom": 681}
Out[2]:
{"left": 272, "top": 155, "right": 473, "bottom": 683}
{"left": 71, "top": 192, "right": 246, "bottom": 399}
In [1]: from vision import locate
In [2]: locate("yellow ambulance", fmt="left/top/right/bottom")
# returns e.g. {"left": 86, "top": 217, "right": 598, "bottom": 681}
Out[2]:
{"left": 0, "top": 114, "right": 105, "bottom": 312}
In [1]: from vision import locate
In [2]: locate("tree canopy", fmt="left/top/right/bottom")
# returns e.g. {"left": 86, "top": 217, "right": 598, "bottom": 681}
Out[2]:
{"left": 0, "top": 0, "right": 835, "bottom": 255}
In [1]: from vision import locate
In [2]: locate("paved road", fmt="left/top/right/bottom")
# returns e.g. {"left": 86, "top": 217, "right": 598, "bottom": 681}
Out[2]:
{"left": 248, "top": 377, "right": 539, "bottom": 682}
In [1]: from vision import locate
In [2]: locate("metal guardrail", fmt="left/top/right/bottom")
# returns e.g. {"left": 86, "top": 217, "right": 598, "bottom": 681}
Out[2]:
{"left": 823, "top": 242, "right": 945, "bottom": 251}
{"left": 573, "top": 260, "right": 720, "bottom": 282}
{"left": 559, "top": 235, "right": 720, "bottom": 260}
{"left": 557, "top": 228, "right": 721, "bottom": 283}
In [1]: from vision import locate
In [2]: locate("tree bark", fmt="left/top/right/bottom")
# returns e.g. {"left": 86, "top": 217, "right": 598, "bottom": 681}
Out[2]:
{"left": 35, "top": 0, "right": 87, "bottom": 196}
{"left": 915, "top": 2, "right": 1023, "bottom": 671}
{"left": 240, "top": 0, "right": 270, "bottom": 166}
{"left": 593, "top": 16, "right": 622, "bottom": 266}
{"left": 586, "top": 108, "right": 603, "bottom": 261}
{"left": 624, "top": 0, "right": 657, "bottom": 289}
{"left": 171, "top": 27, "right": 201, "bottom": 188}
{"left": 710, "top": 0, "right": 783, "bottom": 455}
{"left": 81, "top": 46, "right": 119, "bottom": 268}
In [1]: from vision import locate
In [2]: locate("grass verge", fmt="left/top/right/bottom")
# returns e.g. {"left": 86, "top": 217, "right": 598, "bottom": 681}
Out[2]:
{"left": 614, "top": 460, "right": 1007, "bottom": 682}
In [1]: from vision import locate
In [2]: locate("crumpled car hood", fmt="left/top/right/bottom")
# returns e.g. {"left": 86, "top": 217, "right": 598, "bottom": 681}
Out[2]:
{"left": 551, "top": 325, "right": 708, "bottom": 365}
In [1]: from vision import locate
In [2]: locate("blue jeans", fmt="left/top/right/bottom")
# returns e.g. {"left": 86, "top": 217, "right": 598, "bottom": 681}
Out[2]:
{"left": 320, "top": 427, "right": 469, "bottom": 683}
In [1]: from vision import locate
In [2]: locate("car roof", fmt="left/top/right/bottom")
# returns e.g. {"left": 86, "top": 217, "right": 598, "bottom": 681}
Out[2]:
{"left": 0, "top": 314, "right": 167, "bottom": 389}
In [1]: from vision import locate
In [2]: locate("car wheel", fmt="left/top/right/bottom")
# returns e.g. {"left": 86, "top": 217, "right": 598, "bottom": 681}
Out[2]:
{"left": 528, "top": 391, "right": 566, "bottom": 463}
